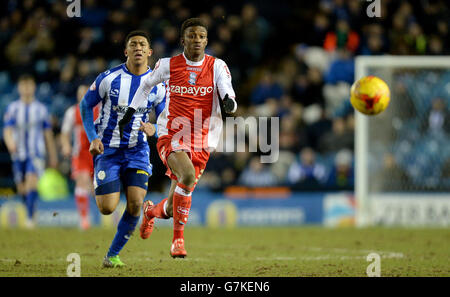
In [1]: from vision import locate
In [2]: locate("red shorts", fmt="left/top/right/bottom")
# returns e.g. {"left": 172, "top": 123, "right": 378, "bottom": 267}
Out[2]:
{"left": 72, "top": 152, "right": 94, "bottom": 179}
{"left": 156, "top": 135, "right": 210, "bottom": 185}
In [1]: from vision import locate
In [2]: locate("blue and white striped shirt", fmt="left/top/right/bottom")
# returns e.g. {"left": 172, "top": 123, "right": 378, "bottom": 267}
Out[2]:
{"left": 82, "top": 64, "right": 165, "bottom": 149}
{"left": 3, "top": 99, "right": 52, "bottom": 161}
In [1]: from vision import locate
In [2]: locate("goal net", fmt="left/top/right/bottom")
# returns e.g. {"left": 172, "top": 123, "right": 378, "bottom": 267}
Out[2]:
{"left": 355, "top": 56, "right": 450, "bottom": 227}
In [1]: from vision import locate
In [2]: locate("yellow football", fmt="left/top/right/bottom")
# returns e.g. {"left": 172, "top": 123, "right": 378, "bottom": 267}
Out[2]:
{"left": 350, "top": 75, "right": 390, "bottom": 115}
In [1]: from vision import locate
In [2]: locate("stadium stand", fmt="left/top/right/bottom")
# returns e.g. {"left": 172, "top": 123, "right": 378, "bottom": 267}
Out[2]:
{"left": 0, "top": 0, "right": 449, "bottom": 193}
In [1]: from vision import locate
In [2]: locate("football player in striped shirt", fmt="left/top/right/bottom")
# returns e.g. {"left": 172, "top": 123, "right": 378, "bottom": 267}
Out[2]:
{"left": 3, "top": 74, "right": 58, "bottom": 228}
{"left": 80, "top": 31, "right": 166, "bottom": 268}
{"left": 119, "top": 18, "right": 237, "bottom": 258}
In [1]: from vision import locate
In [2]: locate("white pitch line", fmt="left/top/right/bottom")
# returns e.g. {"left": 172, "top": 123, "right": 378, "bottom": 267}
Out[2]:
{"left": 307, "top": 247, "right": 405, "bottom": 258}
{"left": 254, "top": 247, "right": 405, "bottom": 261}
{"left": 255, "top": 255, "right": 363, "bottom": 261}
{"left": 255, "top": 254, "right": 404, "bottom": 261}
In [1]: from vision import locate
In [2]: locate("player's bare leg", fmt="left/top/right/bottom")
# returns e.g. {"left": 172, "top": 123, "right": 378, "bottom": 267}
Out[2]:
{"left": 95, "top": 192, "right": 120, "bottom": 215}
{"left": 125, "top": 186, "right": 146, "bottom": 217}
{"left": 166, "top": 151, "right": 196, "bottom": 258}
{"left": 165, "top": 179, "right": 177, "bottom": 217}
{"left": 167, "top": 151, "right": 196, "bottom": 189}
{"left": 95, "top": 187, "right": 145, "bottom": 216}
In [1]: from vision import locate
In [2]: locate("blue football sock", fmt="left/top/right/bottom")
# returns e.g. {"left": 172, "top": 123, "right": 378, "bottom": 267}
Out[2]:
{"left": 107, "top": 210, "right": 139, "bottom": 258}
{"left": 25, "top": 191, "right": 38, "bottom": 219}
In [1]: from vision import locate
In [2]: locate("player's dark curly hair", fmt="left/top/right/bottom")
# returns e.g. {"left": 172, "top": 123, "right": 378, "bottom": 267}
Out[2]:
{"left": 180, "top": 18, "right": 208, "bottom": 37}
{"left": 124, "top": 30, "right": 151, "bottom": 47}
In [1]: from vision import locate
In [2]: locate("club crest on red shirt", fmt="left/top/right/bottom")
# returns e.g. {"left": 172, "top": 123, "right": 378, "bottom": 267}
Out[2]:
{"left": 188, "top": 72, "right": 197, "bottom": 85}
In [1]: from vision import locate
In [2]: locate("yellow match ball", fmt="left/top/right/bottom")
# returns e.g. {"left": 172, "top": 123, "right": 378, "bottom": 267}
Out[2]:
{"left": 350, "top": 75, "right": 390, "bottom": 115}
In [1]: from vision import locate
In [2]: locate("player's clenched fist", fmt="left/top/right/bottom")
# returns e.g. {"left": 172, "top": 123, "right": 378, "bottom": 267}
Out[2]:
{"left": 89, "top": 138, "right": 104, "bottom": 155}
{"left": 139, "top": 120, "right": 156, "bottom": 137}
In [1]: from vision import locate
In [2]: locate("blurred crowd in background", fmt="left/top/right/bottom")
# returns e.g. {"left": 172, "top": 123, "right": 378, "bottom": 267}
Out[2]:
{"left": 0, "top": 0, "right": 449, "bottom": 194}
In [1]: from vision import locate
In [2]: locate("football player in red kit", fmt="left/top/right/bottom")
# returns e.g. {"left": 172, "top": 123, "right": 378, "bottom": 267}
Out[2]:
{"left": 119, "top": 18, "right": 237, "bottom": 257}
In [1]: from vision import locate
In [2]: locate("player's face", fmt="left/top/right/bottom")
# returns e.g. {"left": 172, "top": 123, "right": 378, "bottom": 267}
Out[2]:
{"left": 18, "top": 79, "right": 36, "bottom": 98}
{"left": 125, "top": 36, "right": 152, "bottom": 65}
{"left": 182, "top": 26, "right": 208, "bottom": 57}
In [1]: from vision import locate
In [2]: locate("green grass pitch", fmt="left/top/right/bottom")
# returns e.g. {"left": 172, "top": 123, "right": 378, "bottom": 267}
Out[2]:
{"left": 0, "top": 226, "right": 449, "bottom": 277}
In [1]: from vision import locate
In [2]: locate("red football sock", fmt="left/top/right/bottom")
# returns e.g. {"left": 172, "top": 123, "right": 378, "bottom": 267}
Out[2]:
{"left": 74, "top": 187, "right": 89, "bottom": 219}
{"left": 172, "top": 183, "right": 193, "bottom": 241}
{"left": 150, "top": 198, "right": 170, "bottom": 219}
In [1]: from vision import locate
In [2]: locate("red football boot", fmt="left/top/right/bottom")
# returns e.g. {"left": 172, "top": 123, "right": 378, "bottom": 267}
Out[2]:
{"left": 140, "top": 200, "right": 155, "bottom": 239}
{"left": 170, "top": 238, "right": 187, "bottom": 258}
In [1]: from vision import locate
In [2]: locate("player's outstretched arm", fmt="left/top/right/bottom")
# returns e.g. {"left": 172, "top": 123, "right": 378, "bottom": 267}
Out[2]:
{"left": 80, "top": 98, "right": 99, "bottom": 142}
{"left": 80, "top": 98, "right": 104, "bottom": 155}
{"left": 120, "top": 59, "right": 168, "bottom": 139}
{"left": 216, "top": 59, "right": 237, "bottom": 115}
{"left": 129, "top": 59, "right": 168, "bottom": 111}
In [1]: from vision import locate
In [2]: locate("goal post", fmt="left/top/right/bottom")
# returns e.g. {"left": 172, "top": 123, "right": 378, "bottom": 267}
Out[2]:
{"left": 355, "top": 56, "right": 450, "bottom": 227}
